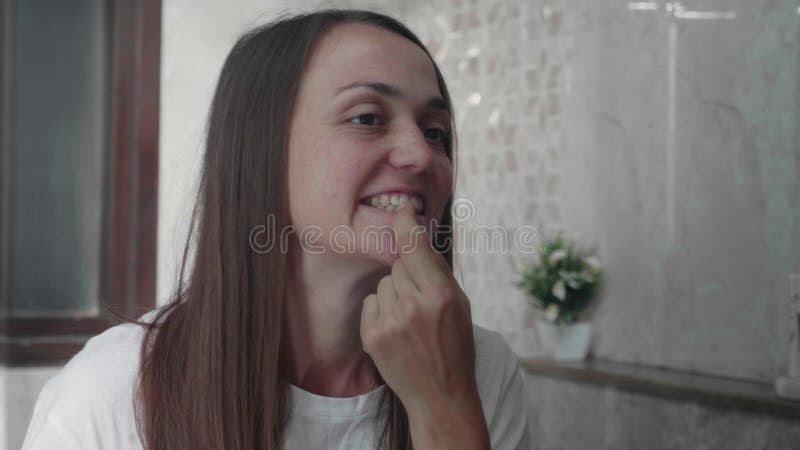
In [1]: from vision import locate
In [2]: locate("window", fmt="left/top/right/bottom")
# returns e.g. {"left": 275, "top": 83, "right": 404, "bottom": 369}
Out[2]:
{"left": 0, "top": 0, "right": 160, "bottom": 365}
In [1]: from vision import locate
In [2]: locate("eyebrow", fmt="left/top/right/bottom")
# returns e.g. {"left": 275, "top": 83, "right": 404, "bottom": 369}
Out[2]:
{"left": 335, "top": 81, "right": 451, "bottom": 114}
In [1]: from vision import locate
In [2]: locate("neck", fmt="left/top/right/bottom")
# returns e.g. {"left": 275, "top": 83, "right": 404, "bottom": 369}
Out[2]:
{"left": 280, "top": 244, "right": 389, "bottom": 398}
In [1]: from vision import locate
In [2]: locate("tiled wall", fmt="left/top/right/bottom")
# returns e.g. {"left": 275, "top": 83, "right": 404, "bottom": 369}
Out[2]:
{"left": 398, "top": 0, "right": 572, "bottom": 361}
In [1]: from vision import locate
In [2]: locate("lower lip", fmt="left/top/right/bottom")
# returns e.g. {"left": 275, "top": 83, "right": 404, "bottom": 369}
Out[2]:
{"left": 357, "top": 204, "right": 427, "bottom": 226}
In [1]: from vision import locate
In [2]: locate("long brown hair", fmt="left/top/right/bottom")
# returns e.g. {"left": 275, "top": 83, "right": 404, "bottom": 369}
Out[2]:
{"left": 135, "top": 9, "right": 456, "bottom": 450}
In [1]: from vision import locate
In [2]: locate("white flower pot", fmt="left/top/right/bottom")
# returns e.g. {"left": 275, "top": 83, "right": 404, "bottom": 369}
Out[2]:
{"left": 536, "top": 321, "right": 592, "bottom": 361}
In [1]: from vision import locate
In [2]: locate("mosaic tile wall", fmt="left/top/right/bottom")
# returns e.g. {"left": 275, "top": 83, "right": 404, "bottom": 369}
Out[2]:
{"left": 396, "top": 0, "right": 571, "bottom": 357}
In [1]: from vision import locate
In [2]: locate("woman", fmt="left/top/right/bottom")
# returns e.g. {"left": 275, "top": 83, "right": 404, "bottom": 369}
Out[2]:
{"left": 22, "top": 9, "right": 531, "bottom": 450}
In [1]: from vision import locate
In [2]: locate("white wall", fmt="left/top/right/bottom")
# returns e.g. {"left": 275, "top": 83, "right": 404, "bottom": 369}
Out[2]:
{"left": 158, "top": 0, "right": 296, "bottom": 306}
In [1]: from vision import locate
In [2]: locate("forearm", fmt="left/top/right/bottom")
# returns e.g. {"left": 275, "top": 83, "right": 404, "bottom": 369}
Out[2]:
{"left": 406, "top": 389, "right": 491, "bottom": 450}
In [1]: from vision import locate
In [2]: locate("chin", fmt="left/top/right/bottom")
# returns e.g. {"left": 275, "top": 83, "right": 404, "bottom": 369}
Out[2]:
{"left": 348, "top": 242, "right": 402, "bottom": 268}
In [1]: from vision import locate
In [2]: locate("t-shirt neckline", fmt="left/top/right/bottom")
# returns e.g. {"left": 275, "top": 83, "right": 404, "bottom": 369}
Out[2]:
{"left": 287, "top": 382, "right": 389, "bottom": 418}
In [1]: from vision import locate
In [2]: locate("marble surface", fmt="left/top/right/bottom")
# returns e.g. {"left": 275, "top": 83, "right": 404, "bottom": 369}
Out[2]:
{"left": 556, "top": 0, "right": 799, "bottom": 383}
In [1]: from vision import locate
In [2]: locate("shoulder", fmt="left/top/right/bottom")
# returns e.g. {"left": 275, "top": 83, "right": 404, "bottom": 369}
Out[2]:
{"left": 39, "top": 308, "right": 164, "bottom": 407}
{"left": 22, "top": 309, "right": 162, "bottom": 450}
{"left": 472, "top": 323, "right": 513, "bottom": 367}
{"left": 472, "top": 324, "right": 532, "bottom": 450}
{"left": 472, "top": 323, "right": 520, "bottom": 411}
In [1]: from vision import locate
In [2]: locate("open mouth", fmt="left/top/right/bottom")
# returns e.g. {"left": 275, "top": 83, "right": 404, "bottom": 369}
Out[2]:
{"left": 359, "top": 193, "right": 425, "bottom": 215}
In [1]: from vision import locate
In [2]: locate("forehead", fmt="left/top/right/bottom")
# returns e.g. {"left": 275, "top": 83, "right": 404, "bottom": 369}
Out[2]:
{"left": 299, "top": 22, "right": 442, "bottom": 100}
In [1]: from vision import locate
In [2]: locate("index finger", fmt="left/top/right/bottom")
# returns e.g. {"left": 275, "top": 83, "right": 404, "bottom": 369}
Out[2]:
{"left": 392, "top": 202, "right": 450, "bottom": 290}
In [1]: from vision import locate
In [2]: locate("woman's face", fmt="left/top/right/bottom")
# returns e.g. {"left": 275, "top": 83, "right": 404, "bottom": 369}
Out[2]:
{"left": 286, "top": 23, "right": 453, "bottom": 266}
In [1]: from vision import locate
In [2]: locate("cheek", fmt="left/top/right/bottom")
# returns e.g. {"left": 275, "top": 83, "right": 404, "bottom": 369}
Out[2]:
{"left": 293, "top": 145, "right": 373, "bottom": 210}
{"left": 287, "top": 139, "right": 334, "bottom": 223}
{"left": 433, "top": 156, "right": 454, "bottom": 198}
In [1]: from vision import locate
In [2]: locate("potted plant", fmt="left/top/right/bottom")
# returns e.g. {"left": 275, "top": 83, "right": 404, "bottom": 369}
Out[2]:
{"left": 517, "top": 234, "right": 602, "bottom": 361}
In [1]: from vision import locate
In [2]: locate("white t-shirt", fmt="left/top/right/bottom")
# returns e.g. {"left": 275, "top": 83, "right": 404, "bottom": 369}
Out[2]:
{"left": 22, "top": 309, "right": 531, "bottom": 449}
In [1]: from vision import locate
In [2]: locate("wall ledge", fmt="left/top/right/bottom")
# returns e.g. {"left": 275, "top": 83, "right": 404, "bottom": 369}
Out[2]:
{"left": 520, "top": 358, "right": 800, "bottom": 420}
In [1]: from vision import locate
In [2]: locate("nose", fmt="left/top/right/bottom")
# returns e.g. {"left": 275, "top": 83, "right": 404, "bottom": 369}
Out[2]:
{"left": 387, "top": 122, "right": 435, "bottom": 174}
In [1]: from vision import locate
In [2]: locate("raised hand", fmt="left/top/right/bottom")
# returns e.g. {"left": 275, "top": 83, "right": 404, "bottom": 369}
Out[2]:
{"left": 360, "top": 202, "right": 489, "bottom": 449}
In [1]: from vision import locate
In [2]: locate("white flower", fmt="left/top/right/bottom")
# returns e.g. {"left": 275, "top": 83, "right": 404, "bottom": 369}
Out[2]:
{"left": 585, "top": 256, "right": 601, "bottom": 270}
{"left": 559, "top": 270, "right": 582, "bottom": 289}
{"left": 545, "top": 303, "right": 560, "bottom": 323}
{"left": 549, "top": 249, "right": 568, "bottom": 265}
{"left": 552, "top": 280, "right": 566, "bottom": 301}
{"left": 580, "top": 270, "right": 595, "bottom": 283}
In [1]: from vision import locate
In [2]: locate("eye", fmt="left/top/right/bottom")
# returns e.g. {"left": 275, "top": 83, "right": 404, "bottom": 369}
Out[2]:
{"left": 424, "top": 128, "right": 450, "bottom": 146}
{"left": 349, "top": 113, "right": 384, "bottom": 126}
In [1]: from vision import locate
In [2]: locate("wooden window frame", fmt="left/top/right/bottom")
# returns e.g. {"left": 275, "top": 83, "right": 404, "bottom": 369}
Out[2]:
{"left": 0, "top": 0, "right": 160, "bottom": 366}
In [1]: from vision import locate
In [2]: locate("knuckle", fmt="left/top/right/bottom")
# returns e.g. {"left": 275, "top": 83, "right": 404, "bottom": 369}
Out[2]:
{"left": 392, "top": 259, "right": 409, "bottom": 279}
{"left": 378, "top": 275, "right": 393, "bottom": 291}
{"left": 362, "top": 334, "right": 377, "bottom": 354}
{"left": 363, "top": 324, "right": 389, "bottom": 352}
{"left": 360, "top": 326, "right": 375, "bottom": 349}
{"left": 402, "top": 299, "right": 424, "bottom": 321}
{"left": 389, "top": 310, "right": 408, "bottom": 329}
{"left": 431, "top": 288, "right": 455, "bottom": 309}
{"left": 399, "top": 291, "right": 417, "bottom": 305}
{"left": 366, "top": 330, "right": 392, "bottom": 356}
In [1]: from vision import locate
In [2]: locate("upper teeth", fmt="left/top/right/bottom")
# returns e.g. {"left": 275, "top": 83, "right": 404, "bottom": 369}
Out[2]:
{"left": 367, "top": 193, "right": 423, "bottom": 213}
